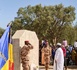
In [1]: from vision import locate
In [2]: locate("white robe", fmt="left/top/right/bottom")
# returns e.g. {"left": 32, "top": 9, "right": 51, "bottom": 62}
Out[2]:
{"left": 53, "top": 48, "right": 64, "bottom": 70}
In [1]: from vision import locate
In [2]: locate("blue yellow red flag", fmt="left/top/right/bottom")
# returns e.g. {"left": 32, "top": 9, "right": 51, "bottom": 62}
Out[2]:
{"left": 1, "top": 43, "right": 14, "bottom": 70}
{"left": 0, "top": 26, "right": 10, "bottom": 69}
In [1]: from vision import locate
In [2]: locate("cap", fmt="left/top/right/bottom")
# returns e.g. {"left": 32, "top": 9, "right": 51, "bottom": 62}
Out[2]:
{"left": 57, "top": 43, "right": 61, "bottom": 46}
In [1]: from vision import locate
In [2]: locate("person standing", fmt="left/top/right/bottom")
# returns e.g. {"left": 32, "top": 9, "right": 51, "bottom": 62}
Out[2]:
{"left": 21, "top": 41, "right": 33, "bottom": 70}
{"left": 62, "top": 39, "right": 68, "bottom": 47}
{"left": 71, "top": 48, "right": 76, "bottom": 65}
{"left": 41, "top": 40, "right": 46, "bottom": 65}
{"left": 53, "top": 43, "right": 64, "bottom": 70}
{"left": 42, "top": 40, "right": 51, "bottom": 70}
{"left": 52, "top": 46, "right": 56, "bottom": 65}
{"left": 41, "top": 47, "right": 45, "bottom": 65}
{"left": 74, "top": 40, "right": 77, "bottom": 51}
{"left": 74, "top": 40, "right": 77, "bottom": 64}
{"left": 68, "top": 44, "right": 73, "bottom": 53}
{"left": 61, "top": 44, "right": 67, "bottom": 70}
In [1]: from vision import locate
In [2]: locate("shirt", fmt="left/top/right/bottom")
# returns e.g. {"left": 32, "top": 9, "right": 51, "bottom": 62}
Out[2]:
{"left": 74, "top": 42, "right": 77, "bottom": 48}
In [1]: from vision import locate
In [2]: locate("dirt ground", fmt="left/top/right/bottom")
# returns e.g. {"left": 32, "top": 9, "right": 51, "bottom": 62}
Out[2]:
{"left": 39, "top": 65, "right": 77, "bottom": 70}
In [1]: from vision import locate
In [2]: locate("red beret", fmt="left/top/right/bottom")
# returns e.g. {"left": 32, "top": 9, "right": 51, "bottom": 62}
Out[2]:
{"left": 24, "top": 40, "right": 29, "bottom": 43}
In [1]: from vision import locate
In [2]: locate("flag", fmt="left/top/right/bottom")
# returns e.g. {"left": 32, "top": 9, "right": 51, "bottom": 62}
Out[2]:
{"left": 0, "top": 26, "right": 10, "bottom": 69}
{"left": 0, "top": 25, "right": 14, "bottom": 70}
{"left": 1, "top": 44, "right": 14, "bottom": 70}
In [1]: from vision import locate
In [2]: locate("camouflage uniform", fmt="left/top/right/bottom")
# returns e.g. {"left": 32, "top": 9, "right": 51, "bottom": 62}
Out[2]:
{"left": 21, "top": 44, "right": 33, "bottom": 70}
{"left": 43, "top": 46, "right": 51, "bottom": 70}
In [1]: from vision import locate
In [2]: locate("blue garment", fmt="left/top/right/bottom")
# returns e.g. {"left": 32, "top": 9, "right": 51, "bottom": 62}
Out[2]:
{"left": 0, "top": 26, "right": 10, "bottom": 69}
{"left": 52, "top": 49, "right": 55, "bottom": 60}
{"left": 68, "top": 46, "right": 73, "bottom": 53}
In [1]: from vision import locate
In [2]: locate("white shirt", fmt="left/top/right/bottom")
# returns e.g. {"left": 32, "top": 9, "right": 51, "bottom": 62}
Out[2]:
{"left": 74, "top": 42, "right": 77, "bottom": 48}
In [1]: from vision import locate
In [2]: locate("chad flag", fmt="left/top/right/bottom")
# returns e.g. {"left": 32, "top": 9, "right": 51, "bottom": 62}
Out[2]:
{"left": 0, "top": 26, "right": 10, "bottom": 69}
{"left": 1, "top": 44, "right": 14, "bottom": 70}
{"left": 0, "top": 26, "right": 14, "bottom": 70}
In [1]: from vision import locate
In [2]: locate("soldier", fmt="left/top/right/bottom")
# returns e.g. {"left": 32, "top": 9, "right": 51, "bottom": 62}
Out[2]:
{"left": 21, "top": 41, "right": 33, "bottom": 70}
{"left": 42, "top": 40, "right": 51, "bottom": 70}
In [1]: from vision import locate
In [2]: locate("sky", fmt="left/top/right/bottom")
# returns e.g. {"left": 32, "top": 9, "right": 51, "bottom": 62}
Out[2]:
{"left": 0, "top": 0, "right": 77, "bottom": 29}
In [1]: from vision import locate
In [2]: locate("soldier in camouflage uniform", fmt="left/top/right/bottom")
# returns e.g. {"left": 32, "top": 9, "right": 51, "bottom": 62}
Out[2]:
{"left": 21, "top": 41, "right": 33, "bottom": 70}
{"left": 42, "top": 40, "right": 51, "bottom": 70}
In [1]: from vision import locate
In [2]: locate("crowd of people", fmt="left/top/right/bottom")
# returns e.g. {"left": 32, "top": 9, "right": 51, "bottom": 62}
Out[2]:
{"left": 39, "top": 39, "right": 77, "bottom": 70}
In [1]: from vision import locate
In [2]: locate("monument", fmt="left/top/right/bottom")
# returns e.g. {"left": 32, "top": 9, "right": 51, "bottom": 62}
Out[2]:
{"left": 21, "top": 40, "right": 33, "bottom": 70}
{"left": 12, "top": 30, "right": 39, "bottom": 70}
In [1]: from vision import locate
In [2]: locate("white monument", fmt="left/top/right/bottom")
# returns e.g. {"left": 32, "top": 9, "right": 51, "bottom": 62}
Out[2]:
{"left": 12, "top": 30, "right": 39, "bottom": 70}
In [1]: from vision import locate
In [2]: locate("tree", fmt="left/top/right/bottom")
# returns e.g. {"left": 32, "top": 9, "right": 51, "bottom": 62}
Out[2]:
{"left": 12, "top": 4, "right": 75, "bottom": 44}
{"left": 74, "top": 23, "right": 77, "bottom": 41}
{"left": 0, "top": 27, "right": 4, "bottom": 38}
{"left": 59, "top": 24, "right": 76, "bottom": 44}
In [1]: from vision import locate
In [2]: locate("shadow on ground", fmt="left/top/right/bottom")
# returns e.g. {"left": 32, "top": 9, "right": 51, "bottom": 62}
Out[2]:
{"left": 67, "top": 65, "right": 77, "bottom": 69}
{"left": 39, "top": 65, "right": 77, "bottom": 70}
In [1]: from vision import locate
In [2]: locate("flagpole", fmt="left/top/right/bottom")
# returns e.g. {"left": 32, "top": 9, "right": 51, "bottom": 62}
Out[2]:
{"left": 7, "top": 21, "right": 13, "bottom": 43}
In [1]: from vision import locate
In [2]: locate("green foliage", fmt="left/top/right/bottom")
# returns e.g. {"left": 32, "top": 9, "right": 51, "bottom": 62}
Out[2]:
{"left": 59, "top": 24, "right": 76, "bottom": 45}
{"left": 74, "top": 24, "right": 77, "bottom": 41}
{"left": 0, "top": 28, "right": 4, "bottom": 38}
{"left": 12, "top": 4, "right": 76, "bottom": 44}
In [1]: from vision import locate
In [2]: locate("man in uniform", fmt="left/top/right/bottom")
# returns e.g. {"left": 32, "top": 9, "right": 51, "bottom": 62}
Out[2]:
{"left": 42, "top": 40, "right": 51, "bottom": 70}
{"left": 21, "top": 41, "right": 33, "bottom": 70}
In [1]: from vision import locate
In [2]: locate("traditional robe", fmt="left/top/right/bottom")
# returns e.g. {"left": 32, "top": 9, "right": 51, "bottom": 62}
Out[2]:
{"left": 71, "top": 49, "right": 76, "bottom": 63}
{"left": 53, "top": 48, "right": 64, "bottom": 70}
{"left": 41, "top": 47, "right": 45, "bottom": 65}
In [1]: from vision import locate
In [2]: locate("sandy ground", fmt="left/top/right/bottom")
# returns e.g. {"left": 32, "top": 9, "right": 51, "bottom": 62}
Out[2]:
{"left": 39, "top": 65, "right": 77, "bottom": 70}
